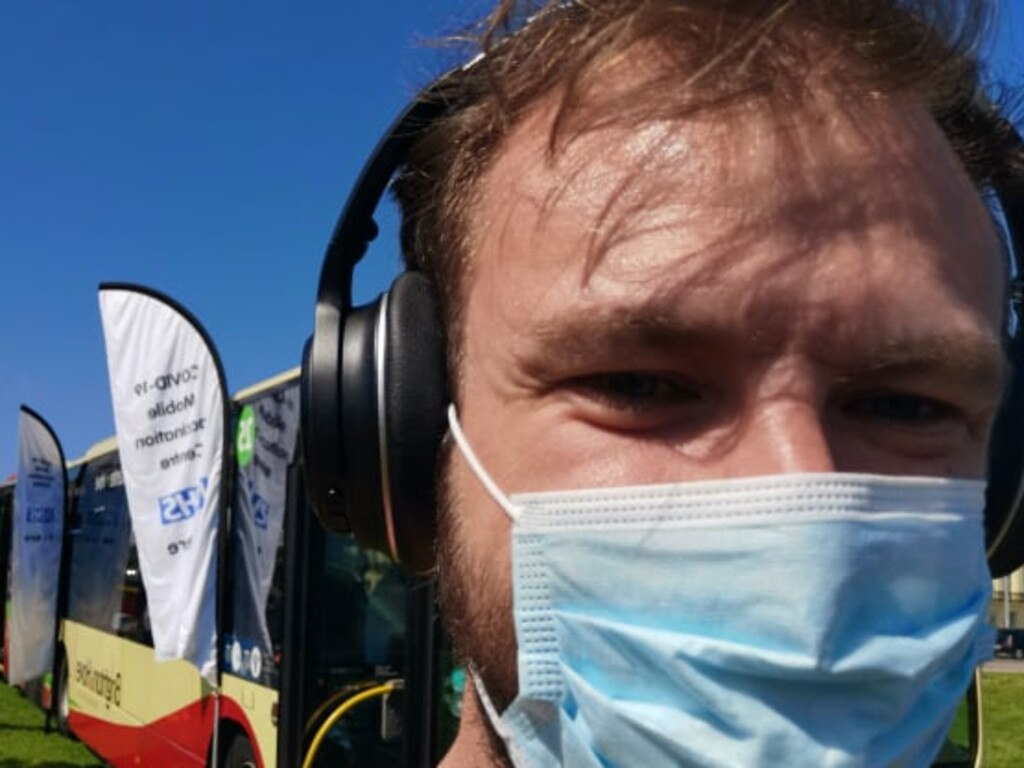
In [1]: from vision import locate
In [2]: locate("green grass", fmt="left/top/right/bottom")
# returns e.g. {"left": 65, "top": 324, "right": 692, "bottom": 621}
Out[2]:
{"left": 0, "top": 671, "right": 1023, "bottom": 766}
{"left": 0, "top": 683, "right": 103, "bottom": 767}
{"left": 982, "top": 671, "right": 1024, "bottom": 767}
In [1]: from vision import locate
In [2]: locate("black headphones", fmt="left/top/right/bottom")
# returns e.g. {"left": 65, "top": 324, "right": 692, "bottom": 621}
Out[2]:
{"left": 301, "top": 85, "right": 452, "bottom": 574}
{"left": 301, "top": 64, "right": 1024, "bottom": 577}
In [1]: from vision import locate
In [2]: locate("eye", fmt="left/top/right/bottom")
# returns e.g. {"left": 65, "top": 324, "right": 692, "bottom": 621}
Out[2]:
{"left": 592, "top": 372, "right": 669, "bottom": 402}
{"left": 559, "top": 371, "right": 715, "bottom": 436}
{"left": 842, "top": 392, "right": 957, "bottom": 426}
{"left": 571, "top": 372, "right": 699, "bottom": 408}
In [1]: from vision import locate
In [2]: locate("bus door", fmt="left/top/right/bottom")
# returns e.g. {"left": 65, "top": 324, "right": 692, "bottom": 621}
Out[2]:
{"left": 277, "top": 461, "right": 439, "bottom": 768}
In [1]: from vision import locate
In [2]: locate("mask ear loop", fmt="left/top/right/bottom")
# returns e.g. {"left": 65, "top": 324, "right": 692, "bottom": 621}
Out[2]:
{"left": 447, "top": 405, "right": 523, "bottom": 520}
{"left": 468, "top": 664, "right": 516, "bottom": 738}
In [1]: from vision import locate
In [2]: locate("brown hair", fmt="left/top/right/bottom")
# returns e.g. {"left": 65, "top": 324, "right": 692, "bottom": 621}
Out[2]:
{"left": 392, "top": 0, "right": 1024, "bottom": 377}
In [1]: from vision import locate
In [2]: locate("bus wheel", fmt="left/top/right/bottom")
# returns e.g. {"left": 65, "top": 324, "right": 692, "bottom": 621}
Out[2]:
{"left": 224, "top": 734, "right": 257, "bottom": 768}
{"left": 55, "top": 653, "right": 73, "bottom": 738}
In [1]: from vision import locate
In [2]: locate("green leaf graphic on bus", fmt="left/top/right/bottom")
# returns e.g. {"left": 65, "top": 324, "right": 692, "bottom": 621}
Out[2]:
{"left": 236, "top": 405, "right": 255, "bottom": 467}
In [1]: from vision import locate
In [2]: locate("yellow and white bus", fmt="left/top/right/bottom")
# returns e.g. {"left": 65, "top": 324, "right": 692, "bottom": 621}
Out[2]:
{"left": 4, "top": 368, "right": 458, "bottom": 767}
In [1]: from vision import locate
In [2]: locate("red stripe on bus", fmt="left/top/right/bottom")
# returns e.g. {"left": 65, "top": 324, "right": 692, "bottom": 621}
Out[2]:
{"left": 67, "top": 695, "right": 263, "bottom": 767}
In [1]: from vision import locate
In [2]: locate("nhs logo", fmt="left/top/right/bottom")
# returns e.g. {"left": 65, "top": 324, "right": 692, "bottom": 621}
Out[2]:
{"left": 26, "top": 506, "right": 55, "bottom": 524}
{"left": 159, "top": 477, "right": 209, "bottom": 526}
{"left": 244, "top": 476, "right": 269, "bottom": 530}
{"left": 251, "top": 491, "right": 270, "bottom": 530}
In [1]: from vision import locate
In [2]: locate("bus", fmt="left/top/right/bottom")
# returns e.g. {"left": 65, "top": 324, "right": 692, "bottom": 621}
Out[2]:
{"left": 5, "top": 368, "right": 458, "bottom": 767}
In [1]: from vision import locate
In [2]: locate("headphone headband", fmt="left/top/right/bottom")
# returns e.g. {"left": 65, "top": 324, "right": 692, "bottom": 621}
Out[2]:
{"left": 320, "top": 86, "right": 455, "bottom": 312}
{"left": 304, "top": 81, "right": 455, "bottom": 534}
{"left": 985, "top": 128, "right": 1024, "bottom": 573}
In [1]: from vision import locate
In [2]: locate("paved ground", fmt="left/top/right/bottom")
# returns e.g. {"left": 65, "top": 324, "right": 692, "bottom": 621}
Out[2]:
{"left": 984, "top": 658, "right": 1024, "bottom": 673}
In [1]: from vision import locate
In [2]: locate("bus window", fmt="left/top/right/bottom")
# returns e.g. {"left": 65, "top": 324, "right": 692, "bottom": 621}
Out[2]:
{"left": 225, "top": 383, "right": 299, "bottom": 688}
{"left": 67, "top": 454, "right": 133, "bottom": 638}
{"left": 318, "top": 539, "right": 407, "bottom": 677}
{"left": 304, "top": 533, "right": 408, "bottom": 768}
{"left": 115, "top": 543, "right": 151, "bottom": 646}
{"left": 225, "top": 531, "right": 286, "bottom": 687}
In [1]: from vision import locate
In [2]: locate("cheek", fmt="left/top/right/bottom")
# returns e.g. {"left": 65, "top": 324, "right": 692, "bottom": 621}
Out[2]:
{"left": 439, "top": 456, "right": 521, "bottom": 703}
{"left": 490, "top": 416, "right": 726, "bottom": 492}
{"left": 438, "top": 453, "right": 514, "bottom": 620}
{"left": 449, "top": 457, "right": 514, "bottom": 574}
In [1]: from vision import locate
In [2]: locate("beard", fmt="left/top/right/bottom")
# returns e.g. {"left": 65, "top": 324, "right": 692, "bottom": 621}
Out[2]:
{"left": 435, "top": 438, "right": 520, "bottom": 711}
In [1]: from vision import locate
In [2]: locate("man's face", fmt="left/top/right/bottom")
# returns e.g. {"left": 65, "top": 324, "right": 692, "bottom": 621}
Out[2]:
{"left": 439, "top": 87, "right": 1006, "bottom": 707}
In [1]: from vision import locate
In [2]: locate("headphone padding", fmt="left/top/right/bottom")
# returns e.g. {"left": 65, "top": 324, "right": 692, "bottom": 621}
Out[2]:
{"left": 341, "top": 300, "right": 389, "bottom": 550}
{"left": 382, "top": 271, "right": 448, "bottom": 573}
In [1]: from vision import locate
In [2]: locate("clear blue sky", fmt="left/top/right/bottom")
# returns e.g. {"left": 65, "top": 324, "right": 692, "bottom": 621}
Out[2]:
{"left": 2, "top": 2, "right": 1022, "bottom": 478}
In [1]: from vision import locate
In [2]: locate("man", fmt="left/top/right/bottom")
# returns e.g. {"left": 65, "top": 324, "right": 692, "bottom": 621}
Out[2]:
{"left": 390, "top": 1, "right": 1024, "bottom": 765}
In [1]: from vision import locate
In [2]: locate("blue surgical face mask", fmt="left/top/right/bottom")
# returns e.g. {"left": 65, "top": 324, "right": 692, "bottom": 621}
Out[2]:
{"left": 448, "top": 406, "right": 995, "bottom": 768}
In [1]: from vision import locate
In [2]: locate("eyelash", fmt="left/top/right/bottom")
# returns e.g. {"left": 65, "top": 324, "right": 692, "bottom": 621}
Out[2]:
{"left": 840, "top": 392, "right": 960, "bottom": 426}
{"left": 569, "top": 372, "right": 700, "bottom": 409}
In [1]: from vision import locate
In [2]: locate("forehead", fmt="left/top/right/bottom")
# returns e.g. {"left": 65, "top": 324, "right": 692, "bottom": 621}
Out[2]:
{"left": 465, "top": 86, "right": 1004, "bottom": 339}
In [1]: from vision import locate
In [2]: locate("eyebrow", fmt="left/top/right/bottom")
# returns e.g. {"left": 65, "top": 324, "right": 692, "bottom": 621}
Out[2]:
{"left": 824, "top": 337, "right": 1007, "bottom": 398}
{"left": 527, "top": 306, "right": 720, "bottom": 363}
{"left": 521, "top": 304, "right": 1007, "bottom": 395}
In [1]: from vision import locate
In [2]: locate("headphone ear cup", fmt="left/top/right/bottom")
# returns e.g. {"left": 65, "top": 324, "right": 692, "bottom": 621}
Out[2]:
{"left": 985, "top": 336, "right": 1024, "bottom": 577}
{"left": 381, "top": 271, "right": 448, "bottom": 572}
{"left": 339, "top": 297, "right": 389, "bottom": 548}
{"left": 307, "top": 270, "right": 447, "bottom": 572}
{"left": 301, "top": 316, "right": 347, "bottom": 534}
